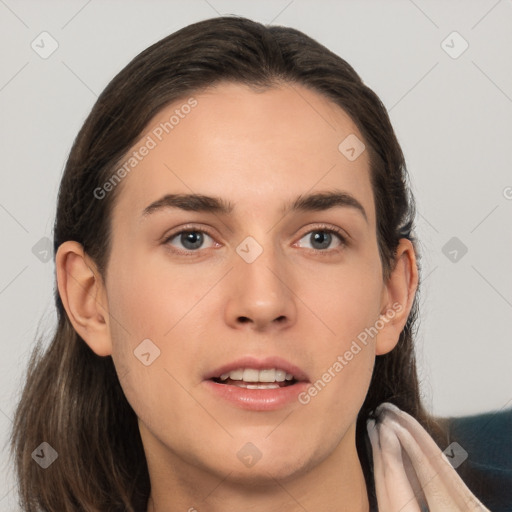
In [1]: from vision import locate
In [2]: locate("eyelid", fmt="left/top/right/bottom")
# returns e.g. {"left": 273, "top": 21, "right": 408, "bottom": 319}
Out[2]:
{"left": 162, "top": 223, "right": 217, "bottom": 241}
{"left": 296, "top": 223, "right": 349, "bottom": 242}
{"left": 162, "top": 224, "right": 219, "bottom": 253}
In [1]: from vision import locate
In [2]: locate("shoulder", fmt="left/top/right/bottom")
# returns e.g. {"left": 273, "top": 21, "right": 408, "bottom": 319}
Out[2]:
{"left": 443, "top": 408, "right": 512, "bottom": 512}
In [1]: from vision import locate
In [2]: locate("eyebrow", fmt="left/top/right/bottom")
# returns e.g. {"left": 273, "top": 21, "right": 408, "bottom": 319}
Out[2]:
{"left": 141, "top": 190, "right": 368, "bottom": 223}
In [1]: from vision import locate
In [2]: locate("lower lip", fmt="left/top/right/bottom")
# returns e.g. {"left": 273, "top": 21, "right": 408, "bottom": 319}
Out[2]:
{"left": 203, "top": 380, "right": 310, "bottom": 411}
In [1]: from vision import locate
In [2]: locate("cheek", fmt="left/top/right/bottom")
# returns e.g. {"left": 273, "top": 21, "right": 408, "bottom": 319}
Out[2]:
{"left": 289, "top": 335, "right": 375, "bottom": 470}
{"left": 104, "top": 251, "right": 217, "bottom": 428}
{"left": 106, "top": 248, "right": 207, "bottom": 340}
{"left": 299, "top": 335, "right": 376, "bottom": 439}
{"left": 296, "top": 253, "right": 382, "bottom": 423}
{"left": 308, "top": 257, "right": 383, "bottom": 343}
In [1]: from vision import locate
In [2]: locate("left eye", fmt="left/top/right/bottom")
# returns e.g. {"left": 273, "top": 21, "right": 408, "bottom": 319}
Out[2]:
{"left": 296, "top": 229, "right": 345, "bottom": 251}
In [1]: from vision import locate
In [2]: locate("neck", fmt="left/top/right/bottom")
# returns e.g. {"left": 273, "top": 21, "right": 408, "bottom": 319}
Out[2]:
{"left": 144, "top": 422, "right": 370, "bottom": 512}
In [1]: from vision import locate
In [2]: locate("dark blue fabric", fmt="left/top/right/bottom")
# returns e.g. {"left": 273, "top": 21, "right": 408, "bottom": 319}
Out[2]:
{"left": 446, "top": 408, "right": 512, "bottom": 511}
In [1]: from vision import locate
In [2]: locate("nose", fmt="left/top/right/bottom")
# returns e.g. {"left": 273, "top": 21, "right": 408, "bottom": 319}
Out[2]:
{"left": 224, "top": 240, "right": 297, "bottom": 332}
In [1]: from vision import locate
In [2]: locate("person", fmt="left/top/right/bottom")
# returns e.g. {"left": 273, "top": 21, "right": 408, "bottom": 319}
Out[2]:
{"left": 9, "top": 15, "right": 510, "bottom": 512}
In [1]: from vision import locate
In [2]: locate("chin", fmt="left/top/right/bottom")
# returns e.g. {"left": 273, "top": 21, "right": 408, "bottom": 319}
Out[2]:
{"left": 210, "top": 440, "right": 317, "bottom": 485}
{"left": 220, "top": 457, "right": 313, "bottom": 487}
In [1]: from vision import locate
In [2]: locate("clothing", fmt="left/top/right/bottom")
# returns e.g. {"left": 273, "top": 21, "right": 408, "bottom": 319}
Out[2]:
{"left": 445, "top": 408, "right": 512, "bottom": 511}
{"left": 365, "top": 403, "right": 512, "bottom": 511}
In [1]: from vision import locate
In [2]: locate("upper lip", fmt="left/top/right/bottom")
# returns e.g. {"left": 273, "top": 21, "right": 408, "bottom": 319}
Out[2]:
{"left": 204, "top": 356, "right": 310, "bottom": 382}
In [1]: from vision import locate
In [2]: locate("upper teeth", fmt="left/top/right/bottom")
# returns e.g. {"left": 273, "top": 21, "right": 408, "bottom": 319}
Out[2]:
{"left": 219, "top": 368, "right": 294, "bottom": 382}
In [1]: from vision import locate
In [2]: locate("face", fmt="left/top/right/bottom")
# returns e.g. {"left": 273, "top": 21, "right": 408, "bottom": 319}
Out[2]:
{"left": 99, "top": 82, "right": 394, "bottom": 483}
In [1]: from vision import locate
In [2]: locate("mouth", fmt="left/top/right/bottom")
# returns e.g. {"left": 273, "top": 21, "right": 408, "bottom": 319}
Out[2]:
{"left": 210, "top": 368, "right": 299, "bottom": 389}
{"left": 203, "top": 357, "right": 310, "bottom": 411}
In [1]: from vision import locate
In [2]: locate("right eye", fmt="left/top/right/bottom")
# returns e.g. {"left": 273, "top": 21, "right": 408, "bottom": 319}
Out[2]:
{"left": 163, "top": 228, "right": 219, "bottom": 255}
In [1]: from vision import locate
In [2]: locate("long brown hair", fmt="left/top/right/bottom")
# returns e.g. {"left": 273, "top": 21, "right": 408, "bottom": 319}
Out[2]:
{"left": 9, "top": 15, "right": 447, "bottom": 511}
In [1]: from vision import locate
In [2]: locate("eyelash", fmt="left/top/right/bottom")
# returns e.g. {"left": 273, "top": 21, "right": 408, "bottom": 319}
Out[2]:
{"left": 162, "top": 224, "right": 348, "bottom": 257}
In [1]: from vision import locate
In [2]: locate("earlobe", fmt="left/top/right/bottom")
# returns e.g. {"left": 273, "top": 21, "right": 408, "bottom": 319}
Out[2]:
{"left": 55, "top": 241, "right": 113, "bottom": 357}
{"left": 375, "top": 238, "right": 419, "bottom": 356}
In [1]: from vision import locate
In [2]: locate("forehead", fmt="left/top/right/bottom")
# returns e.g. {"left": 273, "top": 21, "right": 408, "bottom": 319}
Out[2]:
{"left": 111, "top": 82, "right": 375, "bottom": 227}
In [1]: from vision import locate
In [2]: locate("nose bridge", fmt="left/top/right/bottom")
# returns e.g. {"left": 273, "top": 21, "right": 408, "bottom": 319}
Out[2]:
{"left": 235, "top": 233, "right": 286, "bottom": 297}
{"left": 227, "top": 232, "right": 296, "bottom": 328}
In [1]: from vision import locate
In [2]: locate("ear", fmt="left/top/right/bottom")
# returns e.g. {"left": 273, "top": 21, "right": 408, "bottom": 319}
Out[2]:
{"left": 375, "top": 238, "right": 419, "bottom": 356}
{"left": 55, "top": 241, "right": 112, "bottom": 357}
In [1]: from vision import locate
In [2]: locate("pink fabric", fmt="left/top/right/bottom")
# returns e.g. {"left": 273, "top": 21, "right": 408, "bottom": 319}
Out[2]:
{"left": 367, "top": 402, "right": 490, "bottom": 511}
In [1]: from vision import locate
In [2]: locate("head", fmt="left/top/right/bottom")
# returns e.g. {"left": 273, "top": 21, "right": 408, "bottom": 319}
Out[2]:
{"left": 10, "top": 16, "right": 444, "bottom": 511}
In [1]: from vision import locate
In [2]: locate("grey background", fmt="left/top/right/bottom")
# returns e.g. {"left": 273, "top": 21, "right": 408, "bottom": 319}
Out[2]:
{"left": 1, "top": 0, "right": 511, "bottom": 508}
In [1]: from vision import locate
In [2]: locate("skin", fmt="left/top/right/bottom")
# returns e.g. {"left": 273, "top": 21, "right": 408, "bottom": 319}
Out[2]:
{"left": 56, "top": 82, "right": 418, "bottom": 512}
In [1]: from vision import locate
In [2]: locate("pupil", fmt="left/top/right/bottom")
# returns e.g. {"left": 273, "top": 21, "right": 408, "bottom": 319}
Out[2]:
{"left": 311, "top": 231, "right": 331, "bottom": 249}
{"left": 182, "top": 231, "right": 203, "bottom": 249}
